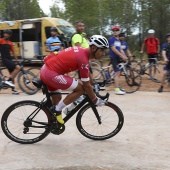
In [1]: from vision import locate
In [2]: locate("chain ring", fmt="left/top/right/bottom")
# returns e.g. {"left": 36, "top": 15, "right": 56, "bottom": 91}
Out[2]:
{"left": 50, "top": 123, "right": 65, "bottom": 135}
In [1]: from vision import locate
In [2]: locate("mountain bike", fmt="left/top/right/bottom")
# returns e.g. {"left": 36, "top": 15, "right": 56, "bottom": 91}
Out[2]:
{"left": 1, "top": 79, "right": 124, "bottom": 144}
{"left": 131, "top": 55, "right": 163, "bottom": 83}
{"left": 93, "top": 60, "right": 142, "bottom": 93}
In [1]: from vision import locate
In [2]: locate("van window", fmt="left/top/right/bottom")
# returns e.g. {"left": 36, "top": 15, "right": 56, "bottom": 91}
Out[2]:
{"left": 57, "top": 26, "right": 75, "bottom": 38}
{"left": 22, "top": 29, "right": 36, "bottom": 41}
{"left": 45, "top": 27, "right": 51, "bottom": 39}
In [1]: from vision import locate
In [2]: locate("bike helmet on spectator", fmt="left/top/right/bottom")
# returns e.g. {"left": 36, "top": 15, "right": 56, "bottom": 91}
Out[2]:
{"left": 89, "top": 35, "right": 109, "bottom": 49}
{"left": 3, "top": 29, "right": 12, "bottom": 35}
{"left": 166, "top": 33, "right": 170, "bottom": 37}
{"left": 112, "top": 26, "right": 120, "bottom": 31}
{"left": 148, "top": 29, "right": 155, "bottom": 34}
{"left": 50, "top": 27, "right": 58, "bottom": 32}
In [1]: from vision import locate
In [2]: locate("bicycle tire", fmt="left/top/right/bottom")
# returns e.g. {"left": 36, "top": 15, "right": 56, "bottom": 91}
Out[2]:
{"left": 17, "top": 70, "right": 38, "bottom": 95}
{"left": 92, "top": 68, "right": 105, "bottom": 82}
{"left": 1, "top": 100, "right": 51, "bottom": 144}
{"left": 27, "top": 67, "right": 41, "bottom": 78}
{"left": 149, "top": 62, "right": 164, "bottom": 83}
{"left": 90, "top": 61, "right": 102, "bottom": 69}
{"left": 76, "top": 102, "right": 124, "bottom": 140}
{"left": 119, "top": 68, "right": 142, "bottom": 93}
{"left": 130, "top": 60, "right": 142, "bottom": 74}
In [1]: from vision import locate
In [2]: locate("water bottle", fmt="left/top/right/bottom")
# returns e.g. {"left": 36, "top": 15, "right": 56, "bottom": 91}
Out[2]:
{"left": 63, "top": 102, "right": 77, "bottom": 115}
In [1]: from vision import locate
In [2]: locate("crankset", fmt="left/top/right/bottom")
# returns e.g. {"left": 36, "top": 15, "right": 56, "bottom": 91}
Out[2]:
{"left": 50, "top": 123, "right": 65, "bottom": 135}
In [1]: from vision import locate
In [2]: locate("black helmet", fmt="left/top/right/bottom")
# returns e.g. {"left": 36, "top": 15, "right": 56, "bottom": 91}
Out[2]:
{"left": 3, "top": 29, "right": 12, "bottom": 35}
{"left": 166, "top": 33, "right": 170, "bottom": 37}
{"left": 50, "top": 27, "right": 57, "bottom": 32}
{"left": 119, "top": 32, "right": 125, "bottom": 37}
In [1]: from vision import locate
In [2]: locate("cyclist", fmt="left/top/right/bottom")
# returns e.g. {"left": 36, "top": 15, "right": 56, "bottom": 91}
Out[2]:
{"left": 0, "top": 29, "right": 20, "bottom": 94}
{"left": 119, "top": 32, "right": 132, "bottom": 58}
{"left": 158, "top": 33, "right": 170, "bottom": 92}
{"left": 108, "top": 26, "right": 127, "bottom": 95}
{"left": 40, "top": 35, "right": 109, "bottom": 124}
{"left": 140, "top": 29, "right": 160, "bottom": 80}
{"left": 45, "top": 27, "right": 62, "bottom": 53}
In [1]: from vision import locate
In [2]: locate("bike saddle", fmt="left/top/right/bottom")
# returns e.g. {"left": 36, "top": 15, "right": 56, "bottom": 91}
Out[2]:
{"left": 32, "top": 78, "right": 43, "bottom": 88}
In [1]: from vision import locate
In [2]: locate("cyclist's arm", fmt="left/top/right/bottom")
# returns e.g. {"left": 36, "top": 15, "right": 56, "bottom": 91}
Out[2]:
{"left": 45, "top": 39, "right": 53, "bottom": 52}
{"left": 162, "top": 50, "right": 168, "bottom": 62}
{"left": 111, "top": 46, "right": 125, "bottom": 59}
{"left": 45, "top": 46, "right": 53, "bottom": 52}
{"left": 10, "top": 42, "right": 18, "bottom": 62}
{"left": 157, "top": 44, "right": 160, "bottom": 54}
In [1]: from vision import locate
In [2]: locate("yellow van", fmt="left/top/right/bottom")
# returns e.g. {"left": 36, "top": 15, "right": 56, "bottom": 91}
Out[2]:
{"left": 0, "top": 17, "right": 75, "bottom": 62}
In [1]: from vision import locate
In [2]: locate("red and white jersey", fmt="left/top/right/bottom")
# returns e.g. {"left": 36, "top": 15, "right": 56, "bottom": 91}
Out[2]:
{"left": 44, "top": 47, "right": 90, "bottom": 82}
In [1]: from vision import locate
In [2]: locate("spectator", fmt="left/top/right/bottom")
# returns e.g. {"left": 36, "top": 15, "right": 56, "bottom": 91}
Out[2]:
{"left": 46, "top": 27, "right": 62, "bottom": 53}
{"left": 0, "top": 29, "right": 20, "bottom": 94}
{"left": 158, "top": 33, "right": 170, "bottom": 92}
{"left": 108, "top": 26, "right": 127, "bottom": 95}
{"left": 140, "top": 29, "right": 160, "bottom": 80}
{"left": 119, "top": 32, "right": 132, "bottom": 58}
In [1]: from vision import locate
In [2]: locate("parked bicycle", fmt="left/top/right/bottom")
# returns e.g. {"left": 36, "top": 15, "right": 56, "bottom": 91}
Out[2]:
{"left": 1, "top": 79, "right": 124, "bottom": 144}
{"left": 93, "top": 60, "right": 142, "bottom": 93}
{"left": 130, "top": 55, "right": 163, "bottom": 83}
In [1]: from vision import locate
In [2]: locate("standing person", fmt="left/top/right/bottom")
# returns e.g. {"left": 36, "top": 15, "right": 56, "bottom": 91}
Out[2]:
{"left": 71, "top": 21, "right": 89, "bottom": 102}
{"left": 119, "top": 32, "right": 132, "bottom": 58}
{"left": 108, "top": 26, "right": 127, "bottom": 95}
{"left": 71, "top": 21, "right": 89, "bottom": 48}
{"left": 46, "top": 27, "right": 62, "bottom": 53}
{"left": 140, "top": 29, "right": 160, "bottom": 80}
{"left": 0, "top": 29, "right": 20, "bottom": 94}
{"left": 158, "top": 33, "right": 170, "bottom": 92}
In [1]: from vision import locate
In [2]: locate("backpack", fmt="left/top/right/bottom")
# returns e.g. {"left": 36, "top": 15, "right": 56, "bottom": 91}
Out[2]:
{"left": 165, "top": 43, "right": 170, "bottom": 57}
{"left": 68, "top": 33, "right": 83, "bottom": 47}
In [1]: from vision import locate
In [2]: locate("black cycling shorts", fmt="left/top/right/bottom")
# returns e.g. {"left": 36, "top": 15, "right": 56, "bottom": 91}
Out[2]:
{"left": 2, "top": 58, "right": 16, "bottom": 73}
{"left": 148, "top": 54, "right": 158, "bottom": 64}
{"left": 110, "top": 57, "right": 121, "bottom": 72}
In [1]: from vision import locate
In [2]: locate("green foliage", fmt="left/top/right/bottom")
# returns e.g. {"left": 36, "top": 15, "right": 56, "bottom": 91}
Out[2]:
{"left": 0, "top": 0, "right": 46, "bottom": 20}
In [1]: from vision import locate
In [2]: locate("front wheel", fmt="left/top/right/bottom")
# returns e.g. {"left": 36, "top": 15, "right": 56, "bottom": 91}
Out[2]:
{"left": 1, "top": 100, "right": 51, "bottom": 144}
{"left": 76, "top": 102, "right": 124, "bottom": 140}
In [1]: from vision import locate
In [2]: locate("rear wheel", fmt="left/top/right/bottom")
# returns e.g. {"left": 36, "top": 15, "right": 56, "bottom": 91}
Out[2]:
{"left": 119, "top": 68, "right": 142, "bottom": 93}
{"left": 76, "top": 102, "right": 124, "bottom": 140}
{"left": 17, "top": 71, "right": 38, "bottom": 95}
{"left": 1, "top": 100, "right": 51, "bottom": 144}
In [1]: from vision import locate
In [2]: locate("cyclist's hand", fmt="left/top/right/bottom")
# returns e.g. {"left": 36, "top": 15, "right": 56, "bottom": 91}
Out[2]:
{"left": 122, "top": 55, "right": 128, "bottom": 62}
{"left": 96, "top": 98, "right": 105, "bottom": 107}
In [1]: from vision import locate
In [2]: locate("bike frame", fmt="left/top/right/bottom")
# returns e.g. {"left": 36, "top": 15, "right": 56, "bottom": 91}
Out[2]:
{"left": 26, "top": 82, "right": 102, "bottom": 128}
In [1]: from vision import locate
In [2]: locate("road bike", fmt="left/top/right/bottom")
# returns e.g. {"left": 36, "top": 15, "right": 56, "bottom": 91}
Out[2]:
{"left": 130, "top": 55, "right": 163, "bottom": 83}
{"left": 93, "top": 60, "right": 142, "bottom": 93}
{"left": 1, "top": 79, "right": 124, "bottom": 144}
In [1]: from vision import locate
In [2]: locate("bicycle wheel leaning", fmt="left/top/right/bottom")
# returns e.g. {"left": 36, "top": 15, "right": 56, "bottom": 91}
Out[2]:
{"left": 92, "top": 68, "right": 105, "bottom": 82}
{"left": 17, "top": 70, "right": 38, "bottom": 95}
{"left": 119, "top": 67, "right": 142, "bottom": 93}
{"left": 1, "top": 100, "right": 51, "bottom": 144}
{"left": 76, "top": 102, "right": 124, "bottom": 140}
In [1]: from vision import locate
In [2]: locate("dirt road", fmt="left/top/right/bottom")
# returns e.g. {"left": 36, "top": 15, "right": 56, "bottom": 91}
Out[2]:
{"left": 0, "top": 92, "right": 169, "bottom": 170}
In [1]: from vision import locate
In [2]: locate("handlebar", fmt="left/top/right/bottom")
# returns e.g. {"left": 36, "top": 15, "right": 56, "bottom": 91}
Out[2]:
{"left": 93, "top": 80, "right": 110, "bottom": 101}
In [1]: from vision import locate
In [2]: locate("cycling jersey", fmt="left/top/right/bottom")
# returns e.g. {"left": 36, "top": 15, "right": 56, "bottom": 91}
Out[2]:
{"left": 144, "top": 38, "right": 160, "bottom": 54}
{"left": 162, "top": 43, "right": 170, "bottom": 60}
{"left": 44, "top": 47, "right": 90, "bottom": 82}
{"left": 46, "top": 36, "right": 62, "bottom": 51}
{"left": 0, "top": 38, "right": 14, "bottom": 59}
{"left": 120, "top": 41, "right": 128, "bottom": 54}
{"left": 108, "top": 36, "right": 121, "bottom": 58}
{"left": 71, "top": 34, "right": 89, "bottom": 48}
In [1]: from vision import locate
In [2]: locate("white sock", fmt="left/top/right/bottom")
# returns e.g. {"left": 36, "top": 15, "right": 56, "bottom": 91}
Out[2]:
{"left": 55, "top": 101, "right": 66, "bottom": 112}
